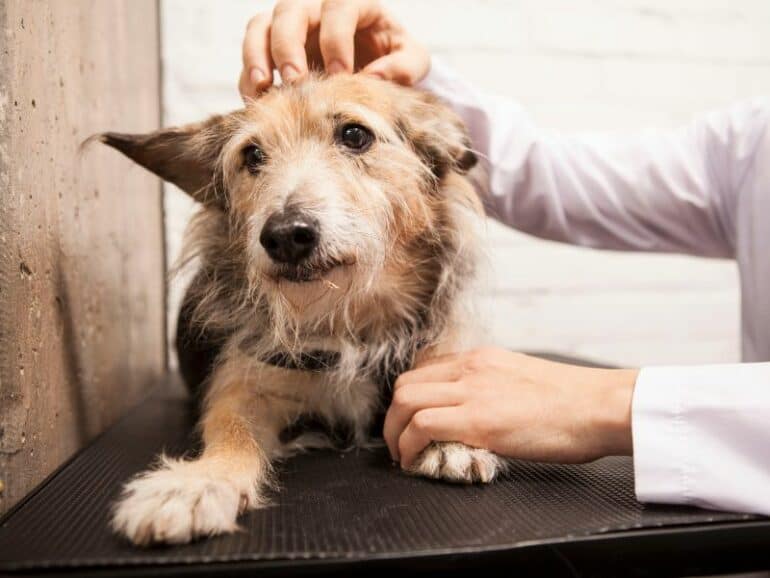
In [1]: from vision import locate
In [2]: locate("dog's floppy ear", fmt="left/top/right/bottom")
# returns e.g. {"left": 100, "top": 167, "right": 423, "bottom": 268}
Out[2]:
{"left": 400, "top": 91, "right": 477, "bottom": 179}
{"left": 97, "top": 114, "right": 234, "bottom": 208}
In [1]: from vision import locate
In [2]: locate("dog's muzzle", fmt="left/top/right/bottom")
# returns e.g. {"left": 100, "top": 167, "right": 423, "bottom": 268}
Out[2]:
{"left": 259, "top": 209, "right": 319, "bottom": 265}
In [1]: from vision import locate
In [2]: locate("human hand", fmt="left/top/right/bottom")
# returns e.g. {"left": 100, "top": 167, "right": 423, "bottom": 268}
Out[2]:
{"left": 239, "top": 0, "right": 430, "bottom": 97}
{"left": 383, "top": 348, "right": 638, "bottom": 469}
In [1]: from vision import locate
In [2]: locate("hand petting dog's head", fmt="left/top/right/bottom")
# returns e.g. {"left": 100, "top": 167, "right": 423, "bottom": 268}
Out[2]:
{"left": 100, "top": 74, "right": 480, "bottom": 340}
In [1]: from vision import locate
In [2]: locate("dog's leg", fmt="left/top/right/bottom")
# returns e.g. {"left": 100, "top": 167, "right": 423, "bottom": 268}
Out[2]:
{"left": 111, "top": 360, "right": 282, "bottom": 545}
{"left": 407, "top": 441, "right": 507, "bottom": 484}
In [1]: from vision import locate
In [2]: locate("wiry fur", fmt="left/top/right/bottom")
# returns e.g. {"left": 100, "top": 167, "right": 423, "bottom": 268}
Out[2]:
{"left": 102, "top": 73, "right": 506, "bottom": 546}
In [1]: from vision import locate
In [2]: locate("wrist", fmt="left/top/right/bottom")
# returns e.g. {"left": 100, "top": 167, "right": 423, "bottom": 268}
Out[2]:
{"left": 592, "top": 368, "right": 638, "bottom": 457}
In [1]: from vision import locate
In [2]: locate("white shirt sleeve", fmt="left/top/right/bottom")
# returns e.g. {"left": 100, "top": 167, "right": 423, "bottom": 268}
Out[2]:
{"left": 418, "top": 58, "right": 768, "bottom": 259}
{"left": 634, "top": 364, "right": 770, "bottom": 515}
{"left": 417, "top": 58, "right": 770, "bottom": 516}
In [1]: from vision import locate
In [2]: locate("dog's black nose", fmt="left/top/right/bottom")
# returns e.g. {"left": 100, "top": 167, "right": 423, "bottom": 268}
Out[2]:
{"left": 259, "top": 211, "right": 319, "bottom": 264}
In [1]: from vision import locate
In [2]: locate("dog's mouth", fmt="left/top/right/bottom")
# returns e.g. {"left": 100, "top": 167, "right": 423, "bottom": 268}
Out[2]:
{"left": 269, "top": 259, "right": 353, "bottom": 284}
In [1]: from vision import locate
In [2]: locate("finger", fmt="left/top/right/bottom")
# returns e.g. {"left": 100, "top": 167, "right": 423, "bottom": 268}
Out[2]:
{"left": 319, "top": 0, "right": 381, "bottom": 74}
{"left": 383, "top": 382, "right": 466, "bottom": 461}
{"left": 398, "top": 407, "right": 466, "bottom": 469}
{"left": 414, "top": 351, "right": 461, "bottom": 369}
{"left": 361, "top": 48, "right": 428, "bottom": 86}
{"left": 393, "top": 358, "right": 462, "bottom": 391}
{"left": 241, "top": 14, "right": 275, "bottom": 97}
{"left": 271, "top": 0, "right": 319, "bottom": 83}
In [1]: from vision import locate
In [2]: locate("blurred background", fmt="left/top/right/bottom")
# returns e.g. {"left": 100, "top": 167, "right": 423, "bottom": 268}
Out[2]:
{"left": 162, "top": 0, "right": 770, "bottom": 368}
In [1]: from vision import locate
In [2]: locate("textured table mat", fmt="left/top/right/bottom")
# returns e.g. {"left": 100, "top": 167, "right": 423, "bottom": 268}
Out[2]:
{"left": 0, "top": 376, "right": 767, "bottom": 576}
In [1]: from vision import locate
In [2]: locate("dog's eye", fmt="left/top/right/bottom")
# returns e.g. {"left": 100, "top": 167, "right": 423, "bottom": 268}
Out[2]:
{"left": 338, "top": 124, "right": 374, "bottom": 152}
{"left": 243, "top": 144, "right": 265, "bottom": 174}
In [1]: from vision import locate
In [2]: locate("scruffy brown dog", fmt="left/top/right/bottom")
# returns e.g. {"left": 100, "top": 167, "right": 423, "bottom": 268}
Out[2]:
{"left": 100, "top": 74, "right": 506, "bottom": 546}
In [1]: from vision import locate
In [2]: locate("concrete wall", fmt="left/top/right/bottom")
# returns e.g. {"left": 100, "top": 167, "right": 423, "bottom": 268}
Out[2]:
{"left": 161, "top": 0, "right": 770, "bottom": 367}
{"left": 0, "top": 0, "right": 164, "bottom": 515}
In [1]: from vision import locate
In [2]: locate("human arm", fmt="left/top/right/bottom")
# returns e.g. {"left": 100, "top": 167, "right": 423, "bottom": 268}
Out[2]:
{"left": 418, "top": 59, "right": 769, "bottom": 257}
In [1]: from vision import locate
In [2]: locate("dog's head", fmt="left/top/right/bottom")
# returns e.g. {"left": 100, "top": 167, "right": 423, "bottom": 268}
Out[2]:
{"left": 101, "top": 74, "right": 480, "bottom": 341}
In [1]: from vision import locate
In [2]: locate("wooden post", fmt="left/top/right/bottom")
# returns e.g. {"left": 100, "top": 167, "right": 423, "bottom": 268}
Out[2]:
{"left": 0, "top": 0, "right": 165, "bottom": 514}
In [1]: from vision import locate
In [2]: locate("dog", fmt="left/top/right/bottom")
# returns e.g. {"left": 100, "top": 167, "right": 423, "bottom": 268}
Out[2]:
{"left": 98, "top": 73, "right": 506, "bottom": 546}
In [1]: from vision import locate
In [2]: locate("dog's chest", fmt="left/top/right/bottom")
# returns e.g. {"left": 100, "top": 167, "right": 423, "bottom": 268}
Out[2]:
{"left": 239, "top": 334, "right": 421, "bottom": 448}
{"left": 276, "top": 369, "right": 388, "bottom": 448}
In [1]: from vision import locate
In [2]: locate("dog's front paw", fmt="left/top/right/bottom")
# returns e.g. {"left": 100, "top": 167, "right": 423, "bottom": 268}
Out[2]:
{"left": 111, "top": 456, "right": 261, "bottom": 545}
{"left": 407, "top": 442, "right": 505, "bottom": 484}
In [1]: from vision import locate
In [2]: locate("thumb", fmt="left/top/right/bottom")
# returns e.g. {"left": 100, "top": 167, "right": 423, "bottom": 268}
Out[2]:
{"left": 361, "top": 50, "right": 429, "bottom": 87}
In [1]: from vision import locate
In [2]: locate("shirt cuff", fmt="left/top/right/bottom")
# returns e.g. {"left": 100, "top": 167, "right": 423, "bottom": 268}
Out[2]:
{"left": 632, "top": 366, "right": 691, "bottom": 506}
{"left": 632, "top": 362, "right": 770, "bottom": 514}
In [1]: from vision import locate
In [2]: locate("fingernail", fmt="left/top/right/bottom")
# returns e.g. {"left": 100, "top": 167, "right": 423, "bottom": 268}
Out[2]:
{"left": 280, "top": 64, "right": 300, "bottom": 83}
{"left": 249, "top": 67, "right": 266, "bottom": 87}
{"left": 326, "top": 59, "right": 347, "bottom": 75}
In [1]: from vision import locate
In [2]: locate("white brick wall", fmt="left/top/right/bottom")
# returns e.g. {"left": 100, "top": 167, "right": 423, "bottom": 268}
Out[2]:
{"left": 161, "top": 0, "right": 770, "bottom": 367}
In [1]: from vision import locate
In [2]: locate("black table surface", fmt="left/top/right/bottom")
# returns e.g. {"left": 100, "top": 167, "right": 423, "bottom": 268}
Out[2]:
{"left": 1, "top": 368, "right": 768, "bottom": 578}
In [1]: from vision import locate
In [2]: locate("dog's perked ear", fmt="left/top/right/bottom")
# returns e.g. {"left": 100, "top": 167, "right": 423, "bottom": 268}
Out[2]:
{"left": 399, "top": 91, "right": 478, "bottom": 179}
{"left": 97, "top": 114, "right": 235, "bottom": 208}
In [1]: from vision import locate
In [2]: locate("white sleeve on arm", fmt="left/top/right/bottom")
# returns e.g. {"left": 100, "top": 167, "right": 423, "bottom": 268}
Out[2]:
{"left": 418, "top": 58, "right": 768, "bottom": 258}
{"left": 634, "top": 364, "right": 770, "bottom": 515}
